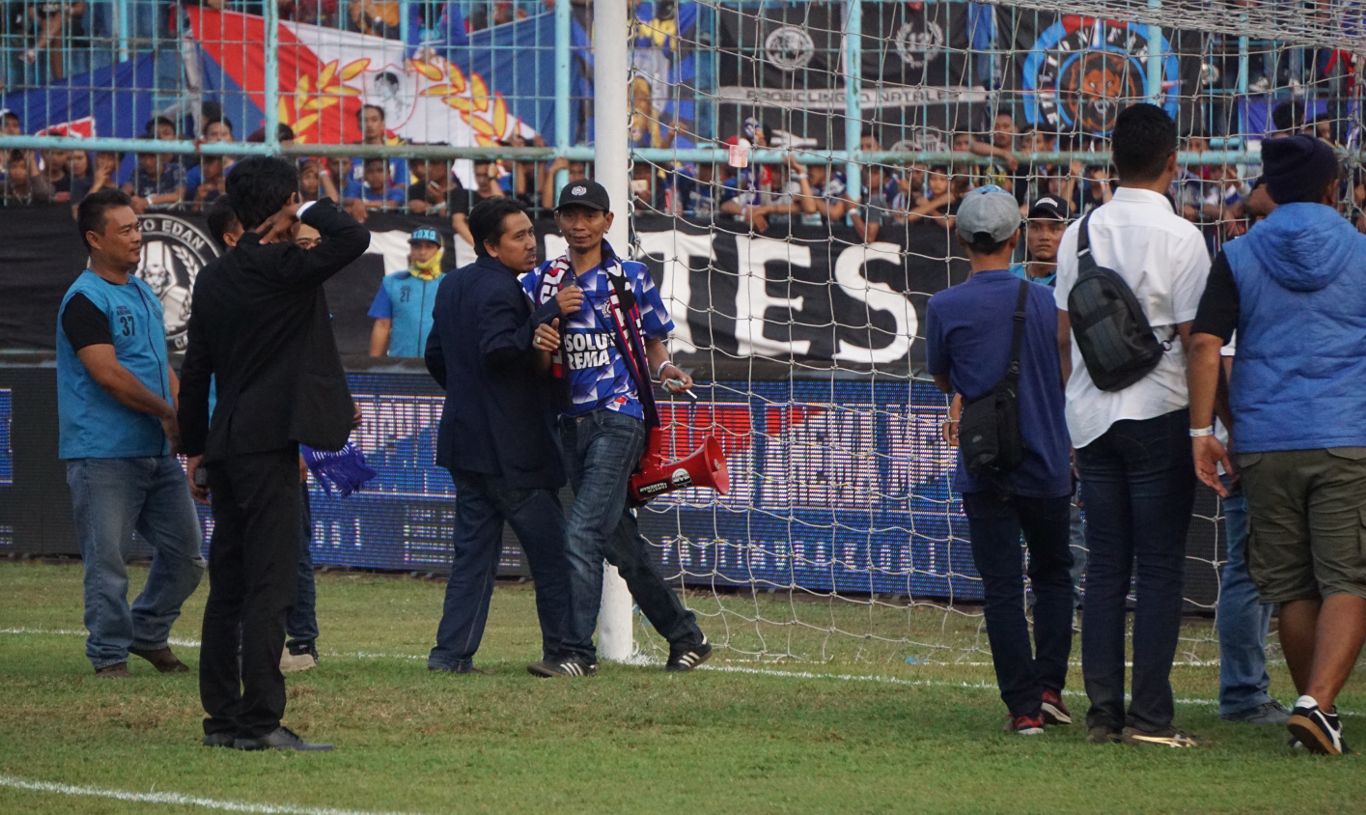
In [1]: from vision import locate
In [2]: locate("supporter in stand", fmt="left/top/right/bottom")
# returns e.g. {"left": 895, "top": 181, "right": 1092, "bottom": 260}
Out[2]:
{"left": 846, "top": 163, "right": 893, "bottom": 243}
{"left": 973, "top": 111, "right": 1028, "bottom": 202}
{"left": 539, "top": 157, "right": 588, "bottom": 212}
{"left": 123, "top": 138, "right": 185, "bottom": 213}
{"left": 70, "top": 150, "right": 118, "bottom": 210}
{"left": 1188, "top": 134, "right": 1366, "bottom": 756}
{"left": 368, "top": 226, "right": 446, "bottom": 358}
{"left": 188, "top": 155, "right": 228, "bottom": 213}
{"left": 347, "top": 104, "right": 407, "bottom": 194}
{"left": 2, "top": 149, "right": 54, "bottom": 206}
{"left": 904, "top": 165, "right": 960, "bottom": 230}
{"left": 343, "top": 156, "right": 405, "bottom": 211}
{"left": 184, "top": 115, "right": 234, "bottom": 204}
{"left": 452, "top": 160, "right": 505, "bottom": 249}
{"left": 667, "top": 160, "right": 726, "bottom": 220}
{"left": 926, "top": 186, "right": 1075, "bottom": 736}
{"left": 42, "top": 147, "right": 72, "bottom": 204}
{"left": 801, "top": 162, "right": 847, "bottom": 224}
{"left": 407, "top": 157, "right": 459, "bottom": 216}
{"left": 1056, "top": 103, "right": 1208, "bottom": 749}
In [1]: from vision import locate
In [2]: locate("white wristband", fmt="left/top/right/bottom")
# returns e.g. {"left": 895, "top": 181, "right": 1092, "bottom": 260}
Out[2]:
{"left": 655, "top": 359, "right": 674, "bottom": 380}
{"left": 1189, "top": 426, "right": 1215, "bottom": 438}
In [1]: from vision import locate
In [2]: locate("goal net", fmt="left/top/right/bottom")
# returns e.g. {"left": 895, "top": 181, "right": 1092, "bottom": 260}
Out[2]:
{"left": 623, "top": 0, "right": 1364, "bottom": 666}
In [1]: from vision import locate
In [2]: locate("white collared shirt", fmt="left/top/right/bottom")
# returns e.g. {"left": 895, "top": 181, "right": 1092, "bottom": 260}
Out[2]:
{"left": 1054, "top": 186, "right": 1211, "bottom": 448}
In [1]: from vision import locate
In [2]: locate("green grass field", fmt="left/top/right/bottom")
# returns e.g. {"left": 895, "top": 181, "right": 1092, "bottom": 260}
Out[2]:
{"left": 0, "top": 561, "right": 1361, "bottom": 815}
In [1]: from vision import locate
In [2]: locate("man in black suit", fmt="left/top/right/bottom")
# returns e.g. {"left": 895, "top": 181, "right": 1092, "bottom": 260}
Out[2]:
{"left": 425, "top": 197, "right": 580, "bottom": 673}
{"left": 178, "top": 157, "right": 369, "bottom": 751}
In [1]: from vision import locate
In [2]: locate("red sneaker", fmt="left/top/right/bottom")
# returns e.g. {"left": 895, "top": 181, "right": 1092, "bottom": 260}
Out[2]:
{"left": 1004, "top": 713, "right": 1046, "bottom": 735}
{"left": 1041, "top": 689, "right": 1072, "bottom": 726}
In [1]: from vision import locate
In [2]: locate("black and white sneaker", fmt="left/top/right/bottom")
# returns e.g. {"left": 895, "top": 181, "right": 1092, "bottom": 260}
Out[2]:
{"left": 527, "top": 656, "right": 598, "bottom": 678}
{"left": 1287, "top": 695, "right": 1349, "bottom": 756}
{"left": 665, "top": 635, "right": 712, "bottom": 672}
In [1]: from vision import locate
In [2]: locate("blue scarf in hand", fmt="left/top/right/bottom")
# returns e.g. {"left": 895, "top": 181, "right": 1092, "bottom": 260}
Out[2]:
{"left": 301, "top": 443, "right": 378, "bottom": 497}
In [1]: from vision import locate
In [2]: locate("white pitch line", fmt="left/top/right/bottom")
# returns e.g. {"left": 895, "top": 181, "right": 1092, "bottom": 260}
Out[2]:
{"left": 0, "top": 774, "right": 423, "bottom": 815}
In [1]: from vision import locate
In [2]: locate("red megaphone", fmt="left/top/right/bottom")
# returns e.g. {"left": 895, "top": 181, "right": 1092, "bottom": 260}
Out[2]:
{"left": 628, "top": 426, "right": 730, "bottom": 506}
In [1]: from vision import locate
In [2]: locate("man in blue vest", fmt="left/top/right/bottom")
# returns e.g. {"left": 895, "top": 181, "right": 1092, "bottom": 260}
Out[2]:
{"left": 1189, "top": 134, "right": 1366, "bottom": 756}
{"left": 57, "top": 188, "right": 205, "bottom": 677}
{"left": 368, "top": 226, "right": 444, "bottom": 358}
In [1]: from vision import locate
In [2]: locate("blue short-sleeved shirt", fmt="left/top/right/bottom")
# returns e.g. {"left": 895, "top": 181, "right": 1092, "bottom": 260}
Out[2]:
{"left": 344, "top": 179, "right": 407, "bottom": 208}
{"left": 1009, "top": 261, "right": 1056, "bottom": 287}
{"left": 520, "top": 246, "right": 674, "bottom": 420}
{"left": 925, "top": 269, "right": 1071, "bottom": 498}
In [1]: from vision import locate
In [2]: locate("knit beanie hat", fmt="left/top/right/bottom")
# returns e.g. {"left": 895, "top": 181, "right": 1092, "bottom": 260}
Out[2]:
{"left": 1261, "top": 134, "right": 1339, "bottom": 204}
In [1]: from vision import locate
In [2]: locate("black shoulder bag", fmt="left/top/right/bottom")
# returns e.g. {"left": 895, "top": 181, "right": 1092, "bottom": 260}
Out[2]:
{"left": 1066, "top": 211, "right": 1170, "bottom": 391}
{"left": 958, "top": 280, "right": 1028, "bottom": 478}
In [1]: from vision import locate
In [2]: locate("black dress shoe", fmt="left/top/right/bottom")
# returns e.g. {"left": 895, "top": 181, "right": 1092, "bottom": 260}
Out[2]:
{"left": 201, "top": 732, "right": 235, "bottom": 748}
{"left": 233, "top": 725, "right": 334, "bottom": 752}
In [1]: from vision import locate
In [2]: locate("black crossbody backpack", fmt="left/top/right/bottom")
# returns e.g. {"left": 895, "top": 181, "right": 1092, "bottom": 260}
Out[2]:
{"left": 1066, "top": 211, "right": 1171, "bottom": 391}
{"left": 959, "top": 280, "right": 1028, "bottom": 477}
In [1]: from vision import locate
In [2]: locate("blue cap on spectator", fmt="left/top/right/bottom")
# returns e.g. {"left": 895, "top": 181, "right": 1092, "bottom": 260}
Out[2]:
{"left": 409, "top": 226, "right": 440, "bottom": 245}
{"left": 955, "top": 185, "right": 1022, "bottom": 246}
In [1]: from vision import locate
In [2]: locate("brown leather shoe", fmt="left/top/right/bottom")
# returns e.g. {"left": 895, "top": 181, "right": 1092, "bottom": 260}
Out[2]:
{"left": 128, "top": 646, "right": 189, "bottom": 673}
{"left": 94, "top": 662, "right": 130, "bottom": 678}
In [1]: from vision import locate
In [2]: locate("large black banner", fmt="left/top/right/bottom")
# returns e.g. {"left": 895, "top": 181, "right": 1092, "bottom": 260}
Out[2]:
{"left": 0, "top": 209, "right": 966, "bottom": 375}
{"left": 715, "top": 1, "right": 984, "bottom": 150}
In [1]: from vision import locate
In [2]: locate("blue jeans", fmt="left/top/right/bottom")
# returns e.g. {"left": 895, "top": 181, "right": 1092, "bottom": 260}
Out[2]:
{"left": 558, "top": 410, "right": 702, "bottom": 661}
{"left": 1076, "top": 409, "right": 1195, "bottom": 732}
{"left": 66, "top": 455, "right": 205, "bottom": 669}
{"left": 963, "top": 491, "right": 1074, "bottom": 717}
{"left": 429, "top": 472, "right": 571, "bottom": 670}
{"left": 1216, "top": 474, "right": 1275, "bottom": 716}
{"left": 1069, "top": 487, "right": 1088, "bottom": 608}
{"left": 286, "top": 483, "right": 318, "bottom": 651}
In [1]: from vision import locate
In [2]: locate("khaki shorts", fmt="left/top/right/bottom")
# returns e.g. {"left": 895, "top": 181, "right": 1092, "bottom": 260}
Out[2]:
{"left": 1237, "top": 448, "right": 1366, "bottom": 603}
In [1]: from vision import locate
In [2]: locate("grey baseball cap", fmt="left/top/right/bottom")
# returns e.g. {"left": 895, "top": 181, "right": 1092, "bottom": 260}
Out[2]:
{"left": 955, "top": 185, "right": 1022, "bottom": 245}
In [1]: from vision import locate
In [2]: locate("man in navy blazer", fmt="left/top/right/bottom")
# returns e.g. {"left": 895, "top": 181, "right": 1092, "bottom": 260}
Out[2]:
{"left": 424, "top": 197, "right": 582, "bottom": 673}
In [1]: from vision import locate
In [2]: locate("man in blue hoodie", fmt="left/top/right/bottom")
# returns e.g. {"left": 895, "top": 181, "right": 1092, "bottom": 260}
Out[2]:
{"left": 1189, "top": 134, "right": 1366, "bottom": 756}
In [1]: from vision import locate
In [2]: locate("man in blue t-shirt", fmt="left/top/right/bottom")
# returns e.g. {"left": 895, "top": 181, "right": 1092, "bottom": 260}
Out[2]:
{"left": 56, "top": 189, "right": 205, "bottom": 677}
{"left": 368, "top": 227, "right": 445, "bottom": 358}
{"left": 519, "top": 180, "right": 710, "bottom": 676}
{"left": 926, "top": 186, "right": 1074, "bottom": 736}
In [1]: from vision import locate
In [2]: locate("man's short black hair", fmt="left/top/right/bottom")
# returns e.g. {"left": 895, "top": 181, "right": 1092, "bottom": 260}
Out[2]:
{"left": 1, "top": 111, "right": 19, "bottom": 126}
{"left": 204, "top": 115, "right": 234, "bottom": 134}
{"left": 206, "top": 197, "right": 241, "bottom": 250}
{"left": 963, "top": 235, "right": 1012, "bottom": 255}
{"left": 1111, "top": 103, "right": 1176, "bottom": 183}
{"left": 150, "top": 115, "right": 176, "bottom": 135}
{"left": 77, "top": 188, "right": 133, "bottom": 250}
{"left": 364, "top": 157, "right": 385, "bottom": 169}
{"left": 226, "top": 156, "right": 298, "bottom": 231}
{"left": 470, "top": 197, "right": 528, "bottom": 258}
{"left": 1271, "top": 100, "right": 1303, "bottom": 133}
{"left": 360, "top": 104, "right": 386, "bottom": 123}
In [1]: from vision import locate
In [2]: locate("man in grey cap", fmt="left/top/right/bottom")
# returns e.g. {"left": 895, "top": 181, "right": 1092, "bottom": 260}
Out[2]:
{"left": 926, "top": 185, "right": 1075, "bottom": 736}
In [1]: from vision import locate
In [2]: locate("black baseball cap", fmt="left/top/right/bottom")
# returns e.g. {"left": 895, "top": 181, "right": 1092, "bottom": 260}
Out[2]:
{"left": 556, "top": 179, "right": 611, "bottom": 212}
{"left": 1027, "top": 195, "right": 1069, "bottom": 221}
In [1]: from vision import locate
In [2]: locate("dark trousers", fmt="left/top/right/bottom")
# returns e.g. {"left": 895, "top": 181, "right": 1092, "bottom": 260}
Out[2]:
{"left": 428, "top": 471, "right": 572, "bottom": 670}
{"left": 286, "top": 483, "right": 318, "bottom": 651}
{"left": 558, "top": 410, "right": 702, "bottom": 660}
{"left": 200, "top": 449, "right": 301, "bottom": 739}
{"left": 1076, "top": 409, "right": 1195, "bottom": 732}
{"left": 963, "top": 491, "right": 1074, "bottom": 717}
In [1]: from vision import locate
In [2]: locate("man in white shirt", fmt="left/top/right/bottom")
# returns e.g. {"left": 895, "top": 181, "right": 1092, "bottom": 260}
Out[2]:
{"left": 1054, "top": 103, "right": 1210, "bottom": 748}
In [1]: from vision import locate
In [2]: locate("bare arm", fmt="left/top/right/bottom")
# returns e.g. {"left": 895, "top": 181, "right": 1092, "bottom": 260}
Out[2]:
{"left": 451, "top": 212, "right": 474, "bottom": 247}
{"left": 369, "top": 318, "right": 392, "bottom": 357}
{"left": 1188, "top": 328, "right": 1233, "bottom": 497}
{"left": 646, "top": 337, "right": 692, "bottom": 393}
